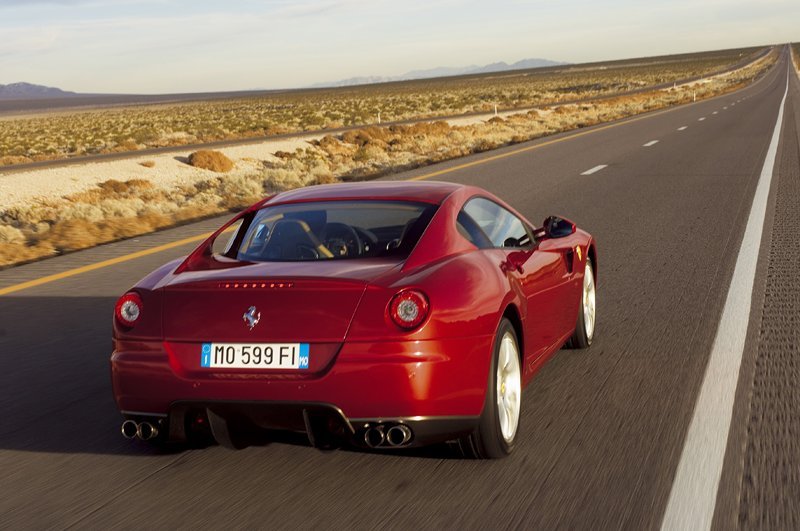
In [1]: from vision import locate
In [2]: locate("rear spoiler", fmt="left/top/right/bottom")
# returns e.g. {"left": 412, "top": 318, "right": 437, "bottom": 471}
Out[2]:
{"left": 174, "top": 196, "right": 273, "bottom": 274}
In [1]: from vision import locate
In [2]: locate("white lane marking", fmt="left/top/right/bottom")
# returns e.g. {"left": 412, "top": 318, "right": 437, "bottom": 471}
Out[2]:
{"left": 661, "top": 61, "right": 790, "bottom": 531}
{"left": 698, "top": 117, "right": 706, "bottom": 121}
{"left": 713, "top": 111, "right": 719, "bottom": 115}
{"left": 643, "top": 140, "right": 660, "bottom": 147}
{"left": 678, "top": 126, "right": 688, "bottom": 131}
{"left": 732, "top": 103, "right": 736, "bottom": 106}
{"left": 723, "top": 106, "right": 728, "bottom": 110}
{"left": 580, "top": 164, "right": 608, "bottom": 175}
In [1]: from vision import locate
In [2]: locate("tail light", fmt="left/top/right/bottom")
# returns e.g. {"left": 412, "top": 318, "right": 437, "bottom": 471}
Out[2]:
{"left": 389, "top": 289, "right": 429, "bottom": 330}
{"left": 115, "top": 292, "right": 143, "bottom": 327}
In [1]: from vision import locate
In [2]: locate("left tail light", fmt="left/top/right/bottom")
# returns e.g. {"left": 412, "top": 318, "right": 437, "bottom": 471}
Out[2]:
{"left": 115, "top": 292, "right": 143, "bottom": 327}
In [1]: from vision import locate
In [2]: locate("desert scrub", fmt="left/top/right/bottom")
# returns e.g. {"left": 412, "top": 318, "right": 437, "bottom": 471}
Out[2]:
{"left": 0, "top": 46, "right": 768, "bottom": 165}
{"left": 0, "top": 48, "right": 777, "bottom": 268}
{"left": 188, "top": 150, "right": 234, "bottom": 172}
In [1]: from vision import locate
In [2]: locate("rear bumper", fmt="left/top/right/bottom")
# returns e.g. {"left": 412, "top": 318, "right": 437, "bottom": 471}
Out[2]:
{"left": 111, "top": 335, "right": 493, "bottom": 443}
{"left": 125, "top": 401, "right": 478, "bottom": 448}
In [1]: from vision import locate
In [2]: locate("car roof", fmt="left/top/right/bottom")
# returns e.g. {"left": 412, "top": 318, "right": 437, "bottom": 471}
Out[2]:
{"left": 266, "top": 180, "right": 465, "bottom": 205}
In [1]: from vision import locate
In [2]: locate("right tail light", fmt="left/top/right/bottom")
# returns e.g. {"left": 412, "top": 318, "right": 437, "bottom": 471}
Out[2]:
{"left": 388, "top": 289, "right": 429, "bottom": 330}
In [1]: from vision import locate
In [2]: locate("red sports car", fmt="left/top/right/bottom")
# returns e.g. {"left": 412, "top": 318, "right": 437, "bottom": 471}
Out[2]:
{"left": 112, "top": 181, "right": 597, "bottom": 458}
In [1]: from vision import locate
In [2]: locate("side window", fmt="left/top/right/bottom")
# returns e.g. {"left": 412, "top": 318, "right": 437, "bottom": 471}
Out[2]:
{"left": 462, "top": 197, "right": 531, "bottom": 249}
{"left": 457, "top": 211, "right": 493, "bottom": 249}
{"left": 211, "top": 219, "right": 244, "bottom": 256}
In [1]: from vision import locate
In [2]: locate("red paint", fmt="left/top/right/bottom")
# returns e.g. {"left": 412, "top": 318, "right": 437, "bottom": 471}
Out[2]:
{"left": 111, "top": 181, "right": 596, "bottom": 435}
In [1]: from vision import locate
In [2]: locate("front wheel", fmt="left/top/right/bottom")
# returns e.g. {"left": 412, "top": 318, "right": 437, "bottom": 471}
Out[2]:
{"left": 459, "top": 318, "right": 522, "bottom": 459}
{"left": 567, "top": 258, "right": 596, "bottom": 349}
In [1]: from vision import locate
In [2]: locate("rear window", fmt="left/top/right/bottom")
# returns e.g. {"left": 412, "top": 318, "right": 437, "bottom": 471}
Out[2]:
{"left": 235, "top": 201, "right": 437, "bottom": 262}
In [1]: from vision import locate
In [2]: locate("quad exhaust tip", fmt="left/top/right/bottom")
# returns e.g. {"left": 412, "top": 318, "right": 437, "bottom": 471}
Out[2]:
{"left": 121, "top": 420, "right": 138, "bottom": 439}
{"left": 363, "top": 423, "right": 413, "bottom": 448}
{"left": 121, "top": 420, "right": 159, "bottom": 441}
{"left": 364, "top": 424, "right": 386, "bottom": 448}
{"left": 386, "top": 424, "right": 413, "bottom": 447}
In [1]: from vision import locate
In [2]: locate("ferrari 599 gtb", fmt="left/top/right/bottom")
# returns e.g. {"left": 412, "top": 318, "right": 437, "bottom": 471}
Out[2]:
{"left": 112, "top": 181, "right": 597, "bottom": 458}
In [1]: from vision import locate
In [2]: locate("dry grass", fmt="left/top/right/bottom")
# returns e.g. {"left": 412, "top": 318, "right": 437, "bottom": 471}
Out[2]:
{"left": 187, "top": 150, "right": 234, "bottom": 172}
{"left": 0, "top": 47, "right": 767, "bottom": 166}
{"left": 0, "top": 49, "right": 777, "bottom": 268}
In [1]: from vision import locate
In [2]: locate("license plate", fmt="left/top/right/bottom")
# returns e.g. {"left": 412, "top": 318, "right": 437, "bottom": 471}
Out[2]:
{"left": 200, "top": 343, "right": 309, "bottom": 369}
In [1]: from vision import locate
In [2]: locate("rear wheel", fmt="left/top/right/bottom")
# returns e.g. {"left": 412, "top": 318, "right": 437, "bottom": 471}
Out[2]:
{"left": 459, "top": 318, "right": 521, "bottom": 459}
{"left": 567, "top": 258, "right": 596, "bottom": 349}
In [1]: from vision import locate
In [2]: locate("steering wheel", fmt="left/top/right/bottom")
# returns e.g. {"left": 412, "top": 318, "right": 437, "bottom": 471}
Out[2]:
{"left": 322, "top": 223, "right": 363, "bottom": 257}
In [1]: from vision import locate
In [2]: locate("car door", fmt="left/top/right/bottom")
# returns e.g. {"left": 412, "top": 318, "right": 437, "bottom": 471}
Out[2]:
{"left": 461, "top": 198, "right": 572, "bottom": 368}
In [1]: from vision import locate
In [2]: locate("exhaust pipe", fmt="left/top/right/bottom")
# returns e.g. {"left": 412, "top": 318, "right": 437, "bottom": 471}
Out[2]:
{"left": 386, "top": 424, "right": 413, "bottom": 447}
{"left": 121, "top": 420, "right": 138, "bottom": 439}
{"left": 136, "top": 421, "right": 159, "bottom": 441}
{"left": 364, "top": 425, "right": 385, "bottom": 448}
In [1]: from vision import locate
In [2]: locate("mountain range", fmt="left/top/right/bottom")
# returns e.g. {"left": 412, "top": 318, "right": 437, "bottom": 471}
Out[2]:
{"left": 0, "top": 82, "right": 77, "bottom": 100}
{"left": 313, "top": 58, "right": 567, "bottom": 88}
{"left": 1, "top": 57, "right": 567, "bottom": 100}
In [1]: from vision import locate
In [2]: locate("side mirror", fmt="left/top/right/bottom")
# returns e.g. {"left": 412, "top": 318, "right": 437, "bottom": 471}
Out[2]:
{"left": 541, "top": 216, "right": 576, "bottom": 239}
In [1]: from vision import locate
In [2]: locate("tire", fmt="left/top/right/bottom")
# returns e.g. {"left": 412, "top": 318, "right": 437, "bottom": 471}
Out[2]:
{"left": 567, "top": 257, "right": 596, "bottom": 349}
{"left": 459, "top": 318, "right": 522, "bottom": 459}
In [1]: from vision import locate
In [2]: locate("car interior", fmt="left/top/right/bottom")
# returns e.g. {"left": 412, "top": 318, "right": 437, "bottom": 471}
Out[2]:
{"left": 236, "top": 201, "right": 436, "bottom": 261}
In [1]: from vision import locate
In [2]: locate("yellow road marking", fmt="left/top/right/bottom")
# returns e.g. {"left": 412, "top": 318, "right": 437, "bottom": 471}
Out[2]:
{"left": 0, "top": 98, "right": 719, "bottom": 296}
{"left": 0, "top": 232, "right": 213, "bottom": 296}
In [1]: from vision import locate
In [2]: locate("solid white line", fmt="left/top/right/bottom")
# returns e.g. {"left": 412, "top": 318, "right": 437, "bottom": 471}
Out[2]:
{"left": 698, "top": 117, "right": 706, "bottom": 121}
{"left": 661, "top": 61, "right": 789, "bottom": 531}
{"left": 643, "top": 140, "right": 660, "bottom": 147}
{"left": 678, "top": 126, "right": 688, "bottom": 131}
{"left": 580, "top": 164, "right": 608, "bottom": 175}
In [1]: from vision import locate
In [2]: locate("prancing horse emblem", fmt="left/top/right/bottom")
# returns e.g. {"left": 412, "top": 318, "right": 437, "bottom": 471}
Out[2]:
{"left": 243, "top": 306, "right": 261, "bottom": 331}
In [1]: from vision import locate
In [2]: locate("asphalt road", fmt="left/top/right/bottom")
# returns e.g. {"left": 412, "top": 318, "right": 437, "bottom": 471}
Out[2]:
{"left": 0, "top": 47, "right": 797, "bottom": 530}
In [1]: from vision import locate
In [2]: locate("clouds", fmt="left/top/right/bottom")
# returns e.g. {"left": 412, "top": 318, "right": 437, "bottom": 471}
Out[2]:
{"left": 0, "top": 0, "right": 797, "bottom": 93}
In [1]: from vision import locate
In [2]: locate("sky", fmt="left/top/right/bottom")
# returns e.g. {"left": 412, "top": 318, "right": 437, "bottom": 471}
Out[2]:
{"left": 0, "top": 0, "right": 798, "bottom": 94}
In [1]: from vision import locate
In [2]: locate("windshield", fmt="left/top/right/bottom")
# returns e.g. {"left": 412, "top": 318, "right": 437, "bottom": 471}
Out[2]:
{"left": 235, "top": 200, "right": 438, "bottom": 262}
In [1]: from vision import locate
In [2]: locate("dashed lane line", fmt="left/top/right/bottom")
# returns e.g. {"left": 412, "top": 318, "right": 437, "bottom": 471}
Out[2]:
{"left": 580, "top": 164, "right": 608, "bottom": 176}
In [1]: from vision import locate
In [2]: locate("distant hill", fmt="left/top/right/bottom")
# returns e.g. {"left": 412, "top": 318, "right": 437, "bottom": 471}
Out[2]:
{"left": 313, "top": 58, "right": 567, "bottom": 88}
{"left": 0, "top": 82, "right": 77, "bottom": 100}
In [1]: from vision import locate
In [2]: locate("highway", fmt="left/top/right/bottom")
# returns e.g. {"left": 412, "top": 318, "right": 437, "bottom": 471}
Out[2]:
{"left": 0, "top": 46, "right": 797, "bottom": 529}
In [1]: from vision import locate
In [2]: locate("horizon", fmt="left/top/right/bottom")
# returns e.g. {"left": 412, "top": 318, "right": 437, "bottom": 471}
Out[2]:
{"left": 1, "top": 0, "right": 798, "bottom": 94}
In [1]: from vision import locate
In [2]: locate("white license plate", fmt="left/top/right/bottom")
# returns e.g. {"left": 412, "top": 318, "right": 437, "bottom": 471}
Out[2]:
{"left": 200, "top": 343, "right": 309, "bottom": 369}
